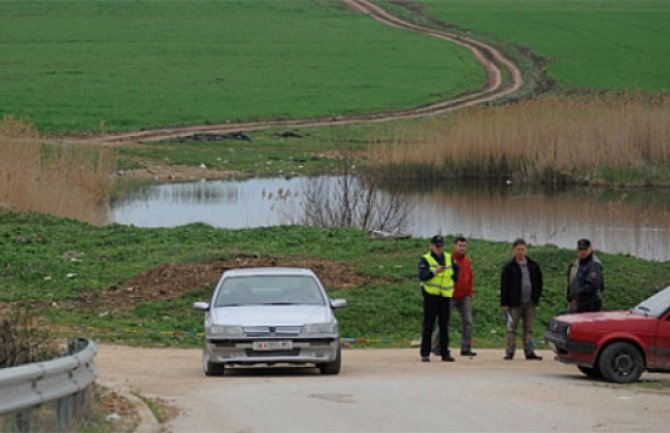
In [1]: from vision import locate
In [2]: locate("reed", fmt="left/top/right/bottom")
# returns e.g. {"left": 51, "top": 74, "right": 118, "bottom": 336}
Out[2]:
{"left": 0, "top": 116, "right": 114, "bottom": 223}
{"left": 368, "top": 94, "right": 670, "bottom": 185}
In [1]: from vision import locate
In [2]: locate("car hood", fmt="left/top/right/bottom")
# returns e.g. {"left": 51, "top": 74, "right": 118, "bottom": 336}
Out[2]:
{"left": 555, "top": 310, "right": 655, "bottom": 325}
{"left": 210, "top": 305, "right": 333, "bottom": 326}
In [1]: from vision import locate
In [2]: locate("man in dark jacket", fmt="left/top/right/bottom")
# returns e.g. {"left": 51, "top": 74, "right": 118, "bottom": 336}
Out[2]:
{"left": 500, "top": 238, "right": 543, "bottom": 361}
{"left": 567, "top": 238, "right": 604, "bottom": 313}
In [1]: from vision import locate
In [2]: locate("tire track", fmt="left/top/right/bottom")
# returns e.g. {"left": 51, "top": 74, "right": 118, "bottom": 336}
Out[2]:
{"left": 82, "top": 0, "right": 523, "bottom": 145}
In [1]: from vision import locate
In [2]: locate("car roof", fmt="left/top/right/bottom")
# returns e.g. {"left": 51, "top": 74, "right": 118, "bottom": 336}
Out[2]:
{"left": 223, "top": 267, "right": 317, "bottom": 277}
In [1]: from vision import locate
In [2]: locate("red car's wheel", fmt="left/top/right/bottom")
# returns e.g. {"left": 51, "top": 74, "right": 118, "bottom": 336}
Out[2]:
{"left": 598, "top": 342, "right": 644, "bottom": 383}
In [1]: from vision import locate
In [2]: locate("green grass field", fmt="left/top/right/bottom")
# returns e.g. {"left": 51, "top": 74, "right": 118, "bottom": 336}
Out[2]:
{"left": 386, "top": 0, "right": 670, "bottom": 91}
{"left": 3, "top": 210, "right": 669, "bottom": 347}
{"left": 0, "top": 0, "right": 485, "bottom": 133}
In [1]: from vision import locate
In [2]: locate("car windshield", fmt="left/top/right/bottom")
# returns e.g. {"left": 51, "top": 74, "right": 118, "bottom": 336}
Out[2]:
{"left": 214, "top": 275, "right": 326, "bottom": 307}
{"left": 631, "top": 285, "right": 670, "bottom": 317}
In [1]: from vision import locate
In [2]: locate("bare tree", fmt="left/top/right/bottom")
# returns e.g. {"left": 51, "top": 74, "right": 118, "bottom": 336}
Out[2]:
{"left": 301, "top": 156, "right": 410, "bottom": 233}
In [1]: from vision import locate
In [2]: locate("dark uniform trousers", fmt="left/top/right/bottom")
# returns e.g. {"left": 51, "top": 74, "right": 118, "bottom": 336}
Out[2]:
{"left": 421, "top": 290, "right": 451, "bottom": 358}
{"left": 576, "top": 296, "right": 602, "bottom": 313}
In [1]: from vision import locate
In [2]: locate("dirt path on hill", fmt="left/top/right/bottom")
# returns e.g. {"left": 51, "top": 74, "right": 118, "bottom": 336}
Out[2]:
{"left": 65, "top": 0, "right": 523, "bottom": 146}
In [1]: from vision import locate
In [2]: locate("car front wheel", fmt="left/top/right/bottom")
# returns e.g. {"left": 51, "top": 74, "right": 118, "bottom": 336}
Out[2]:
{"left": 319, "top": 346, "right": 341, "bottom": 375}
{"left": 598, "top": 342, "right": 644, "bottom": 384}
{"left": 203, "top": 352, "right": 225, "bottom": 376}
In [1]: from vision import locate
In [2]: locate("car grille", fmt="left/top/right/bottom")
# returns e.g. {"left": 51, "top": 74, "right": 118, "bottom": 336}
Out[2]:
{"left": 243, "top": 326, "right": 302, "bottom": 337}
{"left": 548, "top": 319, "right": 569, "bottom": 335}
{"left": 210, "top": 338, "right": 334, "bottom": 348}
{"left": 244, "top": 349, "right": 301, "bottom": 357}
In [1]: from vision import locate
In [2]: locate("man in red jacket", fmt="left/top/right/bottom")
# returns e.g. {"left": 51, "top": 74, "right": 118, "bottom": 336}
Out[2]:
{"left": 432, "top": 236, "right": 477, "bottom": 357}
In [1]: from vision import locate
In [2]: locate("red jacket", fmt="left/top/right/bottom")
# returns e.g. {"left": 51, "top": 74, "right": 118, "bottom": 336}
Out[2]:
{"left": 452, "top": 253, "right": 473, "bottom": 300}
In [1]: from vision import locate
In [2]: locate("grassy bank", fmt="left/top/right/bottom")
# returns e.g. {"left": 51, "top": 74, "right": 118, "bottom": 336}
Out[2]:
{"left": 116, "top": 123, "right": 389, "bottom": 178}
{"left": 368, "top": 94, "right": 670, "bottom": 185}
{"left": 2, "top": 210, "right": 669, "bottom": 348}
{"left": 0, "top": 0, "right": 484, "bottom": 133}
{"left": 378, "top": 0, "right": 670, "bottom": 92}
{"left": 114, "top": 92, "right": 670, "bottom": 187}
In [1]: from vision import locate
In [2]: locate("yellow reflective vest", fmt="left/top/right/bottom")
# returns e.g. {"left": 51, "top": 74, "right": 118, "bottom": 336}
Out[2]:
{"left": 422, "top": 252, "right": 455, "bottom": 297}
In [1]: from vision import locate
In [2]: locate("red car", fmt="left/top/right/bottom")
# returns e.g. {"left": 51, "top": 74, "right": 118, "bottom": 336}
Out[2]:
{"left": 545, "top": 286, "right": 670, "bottom": 383}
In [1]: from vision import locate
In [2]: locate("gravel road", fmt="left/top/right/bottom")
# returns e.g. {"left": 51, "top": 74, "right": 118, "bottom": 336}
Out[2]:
{"left": 97, "top": 346, "right": 670, "bottom": 433}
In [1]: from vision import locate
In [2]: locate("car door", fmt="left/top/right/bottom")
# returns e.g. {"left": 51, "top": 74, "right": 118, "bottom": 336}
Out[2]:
{"left": 653, "top": 310, "right": 670, "bottom": 369}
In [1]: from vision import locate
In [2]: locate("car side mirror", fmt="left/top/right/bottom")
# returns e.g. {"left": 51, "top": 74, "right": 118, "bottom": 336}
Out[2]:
{"left": 193, "top": 301, "right": 210, "bottom": 312}
{"left": 330, "top": 298, "right": 347, "bottom": 309}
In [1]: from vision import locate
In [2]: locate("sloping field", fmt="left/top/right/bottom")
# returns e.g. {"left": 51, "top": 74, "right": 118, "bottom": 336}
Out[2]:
{"left": 400, "top": 0, "right": 670, "bottom": 91}
{"left": 0, "top": 0, "right": 485, "bottom": 133}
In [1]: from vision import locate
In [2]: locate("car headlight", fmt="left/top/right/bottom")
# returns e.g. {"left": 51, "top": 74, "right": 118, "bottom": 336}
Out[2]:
{"left": 302, "top": 323, "right": 337, "bottom": 334}
{"left": 209, "top": 325, "right": 244, "bottom": 336}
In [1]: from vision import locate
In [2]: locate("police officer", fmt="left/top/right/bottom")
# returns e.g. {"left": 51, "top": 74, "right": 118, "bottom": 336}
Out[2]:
{"left": 567, "top": 238, "right": 604, "bottom": 313}
{"left": 418, "top": 235, "right": 459, "bottom": 362}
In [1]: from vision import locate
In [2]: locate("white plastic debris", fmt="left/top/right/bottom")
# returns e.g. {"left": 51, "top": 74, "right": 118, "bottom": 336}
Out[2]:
{"left": 105, "top": 413, "right": 121, "bottom": 422}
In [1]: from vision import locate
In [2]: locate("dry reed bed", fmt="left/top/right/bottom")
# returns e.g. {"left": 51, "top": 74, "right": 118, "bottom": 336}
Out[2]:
{"left": 0, "top": 117, "right": 113, "bottom": 223}
{"left": 369, "top": 94, "right": 670, "bottom": 184}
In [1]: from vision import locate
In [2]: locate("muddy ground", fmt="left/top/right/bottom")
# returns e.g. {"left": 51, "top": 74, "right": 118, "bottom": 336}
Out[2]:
{"left": 81, "top": 255, "right": 396, "bottom": 310}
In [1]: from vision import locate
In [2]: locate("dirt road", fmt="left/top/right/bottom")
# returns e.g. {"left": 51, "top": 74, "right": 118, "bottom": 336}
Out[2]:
{"left": 98, "top": 346, "right": 669, "bottom": 433}
{"left": 74, "top": 0, "right": 521, "bottom": 145}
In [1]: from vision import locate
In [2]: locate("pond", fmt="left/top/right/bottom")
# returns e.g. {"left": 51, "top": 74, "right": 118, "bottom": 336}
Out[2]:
{"left": 108, "top": 176, "right": 670, "bottom": 261}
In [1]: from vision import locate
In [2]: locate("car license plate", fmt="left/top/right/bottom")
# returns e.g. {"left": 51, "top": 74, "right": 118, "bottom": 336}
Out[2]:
{"left": 252, "top": 340, "right": 293, "bottom": 351}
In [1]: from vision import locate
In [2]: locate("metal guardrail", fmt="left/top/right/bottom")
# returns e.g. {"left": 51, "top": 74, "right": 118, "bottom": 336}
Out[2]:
{"left": 0, "top": 338, "right": 97, "bottom": 432}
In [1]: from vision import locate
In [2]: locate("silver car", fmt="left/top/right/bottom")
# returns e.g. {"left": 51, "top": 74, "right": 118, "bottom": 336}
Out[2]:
{"left": 194, "top": 267, "right": 346, "bottom": 376}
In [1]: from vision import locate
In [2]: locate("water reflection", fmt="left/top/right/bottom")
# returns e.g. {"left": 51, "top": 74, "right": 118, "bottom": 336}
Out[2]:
{"left": 110, "top": 177, "right": 303, "bottom": 229}
{"left": 108, "top": 177, "right": 670, "bottom": 261}
{"left": 405, "top": 184, "right": 670, "bottom": 261}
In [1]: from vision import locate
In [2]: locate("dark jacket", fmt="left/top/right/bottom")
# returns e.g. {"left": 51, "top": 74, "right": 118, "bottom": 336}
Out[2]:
{"left": 418, "top": 251, "right": 460, "bottom": 283}
{"left": 570, "top": 254, "right": 604, "bottom": 301}
{"left": 500, "top": 257, "right": 543, "bottom": 307}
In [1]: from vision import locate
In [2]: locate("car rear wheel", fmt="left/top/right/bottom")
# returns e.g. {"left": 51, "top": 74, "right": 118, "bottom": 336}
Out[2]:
{"left": 577, "top": 365, "right": 602, "bottom": 379}
{"left": 598, "top": 342, "right": 644, "bottom": 384}
{"left": 318, "top": 346, "right": 341, "bottom": 375}
{"left": 203, "top": 353, "right": 225, "bottom": 376}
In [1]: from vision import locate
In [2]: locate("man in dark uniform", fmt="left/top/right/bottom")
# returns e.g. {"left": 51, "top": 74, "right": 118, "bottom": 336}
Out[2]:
{"left": 567, "top": 238, "right": 604, "bottom": 313}
{"left": 418, "top": 235, "right": 459, "bottom": 362}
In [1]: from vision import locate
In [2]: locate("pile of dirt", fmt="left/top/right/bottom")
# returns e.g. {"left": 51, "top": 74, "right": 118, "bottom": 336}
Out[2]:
{"left": 81, "top": 256, "right": 395, "bottom": 310}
